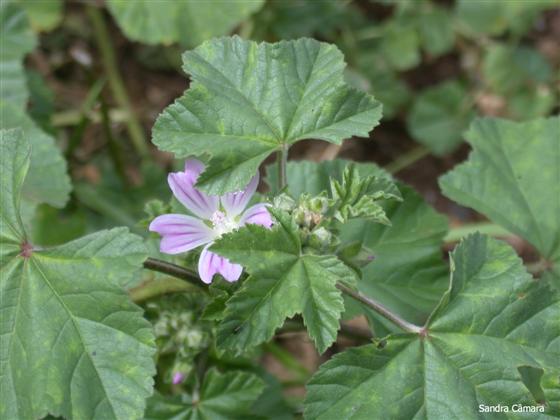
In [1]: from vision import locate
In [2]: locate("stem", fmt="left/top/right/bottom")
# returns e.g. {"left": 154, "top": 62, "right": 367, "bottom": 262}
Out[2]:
{"left": 100, "top": 95, "right": 128, "bottom": 184}
{"left": 525, "top": 258, "right": 553, "bottom": 276}
{"left": 384, "top": 145, "right": 430, "bottom": 174}
{"left": 336, "top": 283, "right": 423, "bottom": 334}
{"left": 87, "top": 5, "right": 148, "bottom": 157}
{"left": 130, "top": 277, "right": 198, "bottom": 302}
{"left": 142, "top": 258, "right": 422, "bottom": 334}
{"left": 143, "top": 257, "right": 204, "bottom": 290}
{"left": 277, "top": 145, "right": 288, "bottom": 191}
{"left": 65, "top": 78, "right": 106, "bottom": 159}
{"left": 444, "top": 222, "right": 512, "bottom": 243}
{"left": 279, "top": 319, "right": 372, "bottom": 341}
{"left": 262, "top": 342, "right": 310, "bottom": 381}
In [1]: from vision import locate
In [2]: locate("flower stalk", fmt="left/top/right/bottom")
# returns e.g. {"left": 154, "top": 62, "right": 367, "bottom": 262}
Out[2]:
{"left": 142, "top": 257, "right": 424, "bottom": 334}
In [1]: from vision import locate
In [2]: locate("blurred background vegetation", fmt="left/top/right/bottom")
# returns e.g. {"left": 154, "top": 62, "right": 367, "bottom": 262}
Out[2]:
{"left": 1, "top": 0, "right": 559, "bottom": 411}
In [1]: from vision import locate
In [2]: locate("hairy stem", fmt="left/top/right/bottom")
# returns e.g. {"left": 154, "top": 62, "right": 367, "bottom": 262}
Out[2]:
{"left": 142, "top": 257, "right": 204, "bottom": 289}
{"left": 87, "top": 5, "right": 148, "bottom": 157}
{"left": 142, "top": 257, "right": 422, "bottom": 334}
{"left": 336, "top": 283, "right": 423, "bottom": 334}
{"left": 130, "top": 277, "right": 198, "bottom": 302}
{"left": 444, "top": 222, "right": 512, "bottom": 242}
{"left": 384, "top": 145, "right": 430, "bottom": 174}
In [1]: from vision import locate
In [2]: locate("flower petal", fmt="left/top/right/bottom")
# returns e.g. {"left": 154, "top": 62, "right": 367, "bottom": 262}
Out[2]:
{"left": 220, "top": 172, "right": 259, "bottom": 217}
{"left": 240, "top": 203, "right": 273, "bottom": 228}
{"left": 149, "top": 214, "right": 215, "bottom": 254}
{"left": 168, "top": 160, "right": 218, "bottom": 219}
{"left": 198, "top": 244, "right": 243, "bottom": 284}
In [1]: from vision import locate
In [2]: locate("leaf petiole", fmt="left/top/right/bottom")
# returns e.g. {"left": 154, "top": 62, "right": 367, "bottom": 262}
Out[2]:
{"left": 142, "top": 257, "right": 424, "bottom": 334}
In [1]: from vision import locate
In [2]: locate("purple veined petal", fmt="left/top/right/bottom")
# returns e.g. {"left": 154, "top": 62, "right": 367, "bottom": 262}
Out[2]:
{"left": 183, "top": 158, "right": 205, "bottom": 179}
{"left": 168, "top": 161, "right": 219, "bottom": 219}
{"left": 198, "top": 244, "right": 243, "bottom": 284}
{"left": 149, "top": 214, "right": 215, "bottom": 254}
{"left": 240, "top": 203, "right": 273, "bottom": 228}
{"left": 220, "top": 172, "right": 259, "bottom": 217}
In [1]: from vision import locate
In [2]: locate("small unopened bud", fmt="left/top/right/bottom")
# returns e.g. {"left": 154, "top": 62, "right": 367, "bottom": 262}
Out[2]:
{"left": 273, "top": 193, "right": 296, "bottom": 211}
{"left": 172, "top": 372, "right": 185, "bottom": 385}
{"left": 309, "top": 227, "right": 333, "bottom": 250}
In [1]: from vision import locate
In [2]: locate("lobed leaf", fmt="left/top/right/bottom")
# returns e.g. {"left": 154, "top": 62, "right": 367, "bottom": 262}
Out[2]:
{"left": 107, "top": 0, "right": 264, "bottom": 47}
{"left": 330, "top": 164, "right": 401, "bottom": 224}
{"left": 266, "top": 159, "right": 448, "bottom": 333}
{"left": 0, "top": 2, "right": 36, "bottom": 110}
{"left": 152, "top": 36, "right": 382, "bottom": 195}
{"left": 406, "top": 80, "right": 474, "bottom": 156}
{"left": 439, "top": 116, "right": 560, "bottom": 287}
{"left": 0, "top": 129, "right": 155, "bottom": 419}
{"left": 1, "top": 101, "right": 71, "bottom": 208}
{"left": 305, "top": 234, "right": 560, "bottom": 419}
{"left": 144, "top": 369, "right": 264, "bottom": 420}
{"left": 211, "top": 209, "right": 356, "bottom": 354}
{"left": 341, "top": 184, "right": 449, "bottom": 335}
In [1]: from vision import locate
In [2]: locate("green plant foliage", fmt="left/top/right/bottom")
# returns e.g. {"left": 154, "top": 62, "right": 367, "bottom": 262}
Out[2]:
{"left": 19, "top": 0, "right": 63, "bottom": 32}
{"left": 0, "top": 130, "right": 155, "bottom": 420}
{"left": 455, "top": 0, "right": 558, "bottom": 36}
{"left": 152, "top": 36, "right": 382, "bottom": 194}
{"left": 330, "top": 164, "right": 401, "bottom": 223}
{"left": 252, "top": 0, "right": 361, "bottom": 40}
{"left": 379, "top": 19, "right": 421, "bottom": 71}
{"left": 407, "top": 80, "right": 474, "bottom": 155}
{"left": 304, "top": 234, "right": 560, "bottom": 419}
{"left": 266, "top": 159, "right": 448, "bottom": 334}
{"left": 211, "top": 209, "right": 356, "bottom": 354}
{"left": 0, "top": 1, "right": 36, "bottom": 110}
{"left": 266, "top": 159, "right": 392, "bottom": 198}
{"left": 144, "top": 369, "right": 265, "bottom": 419}
{"left": 439, "top": 117, "right": 560, "bottom": 288}
{"left": 351, "top": 57, "right": 411, "bottom": 119}
{"left": 416, "top": 6, "right": 454, "bottom": 57}
{"left": 341, "top": 184, "right": 448, "bottom": 334}
{"left": 106, "top": 0, "right": 264, "bottom": 47}
{"left": 482, "top": 44, "right": 555, "bottom": 119}
{"left": 0, "top": 101, "right": 71, "bottom": 208}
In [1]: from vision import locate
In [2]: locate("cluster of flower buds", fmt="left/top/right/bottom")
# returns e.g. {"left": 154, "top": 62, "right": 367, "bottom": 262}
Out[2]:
{"left": 273, "top": 193, "right": 338, "bottom": 253}
{"left": 147, "top": 295, "right": 211, "bottom": 385}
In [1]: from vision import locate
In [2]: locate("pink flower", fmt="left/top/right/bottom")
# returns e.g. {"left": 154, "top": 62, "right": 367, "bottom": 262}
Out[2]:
{"left": 150, "top": 159, "right": 273, "bottom": 284}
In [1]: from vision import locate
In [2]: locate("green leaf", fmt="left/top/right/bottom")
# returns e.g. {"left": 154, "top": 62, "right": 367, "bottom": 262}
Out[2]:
{"left": 407, "top": 80, "right": 474, "bottom": 155}
{"left": 0, "top": 1, "right": 36, "bottom": 110}
{"left": 455, "top": 0, "right": 558, "bottom": 36}
{"left": 305, "top": 234, "right": 560, "bottom": 418}
{"left": 340, "top": 184, "right": 448, "bottom": 335}
{"left": 106, "top": 0, "right": 264, "bottom": 47}
{"left": 252, "top": 0, "right": 360, "bottom": 40}
{"left": 417, "top": 7, "right": 454, "bottom": 57}
{"left": 330, "top": 164, "right": 401, "bottom": 224}
{"left": 144, "top": 369, "right": 264, "bottom": 420}
{"left": 439, "top": 117, "right": 560, "bottom": 287}
{"left": 211, "top": 209, "right": 356, "bottom": 354}
{"left": 152, "top": 36, "right": 382, "bottom": 194}
{"left": 1, "top": 129, "right": 155, "bottom": 419}
{"left": 351, "top": 58, "right": 410, "bottom": 119}
{"left": 1, "top": 101, "right": 71, "bottom": 208}
{"left": 379, "top": 19, "right": 420, "bottom": 71}
{"left": 266, "top": 159, "right": 447, "bottom": 332}
{"left": 482, "top": 45, "right": 553, "bottom": 96}
{"left": 18, "top": 0, "right": 63, "bottom": 32}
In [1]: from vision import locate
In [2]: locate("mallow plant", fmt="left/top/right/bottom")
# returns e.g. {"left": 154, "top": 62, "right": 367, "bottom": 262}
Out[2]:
{"left": 1, "top": 36, "right": 559, "bottom": 420}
